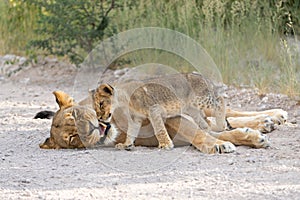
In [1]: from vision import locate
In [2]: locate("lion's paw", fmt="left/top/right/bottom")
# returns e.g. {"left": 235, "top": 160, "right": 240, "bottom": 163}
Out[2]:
{"left": 115, "top": 143, "right": 134, "bottom": 151}
{"left": 269, "top": 109, "right": 288, "bottom": 125}
{"left": 256, "top": 132, "right": 270, "bottom": 148}
{"left": 260, "top": 115, "right": 275, "bottom": 133}
{"left": 240, "top": 128, "right": 270, "bottom": 148}
{"left": 158, "top": 142, "right": 174, "bottom": 150}
{"left": 214, "top": 142, "right": 236, "bottom": 154}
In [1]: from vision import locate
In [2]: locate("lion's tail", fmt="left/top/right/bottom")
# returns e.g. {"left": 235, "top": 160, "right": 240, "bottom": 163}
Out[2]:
{"left": 34, "top": 111, "right": 55, "bottom": 119}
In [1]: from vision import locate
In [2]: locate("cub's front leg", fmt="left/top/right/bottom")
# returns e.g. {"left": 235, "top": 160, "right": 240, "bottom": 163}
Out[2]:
{"left": 183, "top": 105, "right": 211, "bottom": 131}
{"left": 115, "top": 117, "right": 142, "bottom": 150}
{"left": 210, "top": 96, "right": 227, "bottom": 132}
{"left": 148, "top": 104, "right": 174, "bottom": 149}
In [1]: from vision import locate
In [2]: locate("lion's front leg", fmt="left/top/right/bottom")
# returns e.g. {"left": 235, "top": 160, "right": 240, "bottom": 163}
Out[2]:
{"left": 225, "top": 108, "right": 288, "bottom": 125}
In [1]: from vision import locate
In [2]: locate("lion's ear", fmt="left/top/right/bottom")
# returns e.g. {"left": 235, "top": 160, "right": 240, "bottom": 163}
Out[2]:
{"left": 53, "top": 91, "right": 74, "bottom": 109}
{"left": 69, "top": 134, "right": 84, "bottom": 148}
{"left": 97, "top": 84, "right": 114, "bottom": 96}
{"left": 39, "top": 137, "right": 59, "bottom": 149}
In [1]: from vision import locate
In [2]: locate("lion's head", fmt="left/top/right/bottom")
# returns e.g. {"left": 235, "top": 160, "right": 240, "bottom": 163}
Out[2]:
{"left": 92, "top": 84, "right": 114, "bottom": 122}
{"left": 40, "top": 91, "right": 104, "bottom": 149}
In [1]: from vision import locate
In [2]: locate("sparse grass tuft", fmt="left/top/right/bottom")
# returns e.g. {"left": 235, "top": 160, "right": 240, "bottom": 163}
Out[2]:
{"left": 0, "top": 0, "right": 299, "bottom": 96}
{"left": 0, "top": 1, "right": 40, "bottom": 55}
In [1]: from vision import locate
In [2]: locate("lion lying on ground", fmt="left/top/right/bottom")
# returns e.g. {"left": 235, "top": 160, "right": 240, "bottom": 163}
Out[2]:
{"left": 39, "top": 74, "right": 287, "bottom": 154}
{"left": 39, "top": 91, "right": 106, "bottom": 149}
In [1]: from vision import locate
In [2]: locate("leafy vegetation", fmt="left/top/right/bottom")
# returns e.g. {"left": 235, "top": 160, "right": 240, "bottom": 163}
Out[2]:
{"left": 0, "top": 0, "right": 39, "bottom": 55}
{"left": 0, "top": 0, "right": 299, "bottom": 96}
{"left": 28, "top": 0, "right": 118, "bottom": 64}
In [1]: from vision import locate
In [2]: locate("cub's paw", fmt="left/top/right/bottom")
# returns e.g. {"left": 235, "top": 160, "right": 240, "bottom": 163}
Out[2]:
{"left": 115, "top": 143, "right": 134, "bottom": 151}
{"left": 213, "top": 141, "right": 236, "bottom": 154}
{"left": 158, "top": 142, "right": 174, "bottom": 150}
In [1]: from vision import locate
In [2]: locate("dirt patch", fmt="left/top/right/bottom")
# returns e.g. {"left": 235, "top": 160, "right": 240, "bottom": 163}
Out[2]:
{"left": 0, "top": 60, "right": 299, "bottom": 199}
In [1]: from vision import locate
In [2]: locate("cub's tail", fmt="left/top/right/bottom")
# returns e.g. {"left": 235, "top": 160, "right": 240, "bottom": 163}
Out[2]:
{"left": 34, "top": 111, "right": 55, "bottom": 119}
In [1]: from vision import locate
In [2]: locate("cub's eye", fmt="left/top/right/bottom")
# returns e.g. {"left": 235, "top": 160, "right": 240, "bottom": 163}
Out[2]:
{"left": 55, "top": 98, "right": 59, "bottom": 105}
{"left": 99, "top": 101, "right": 104, "bottom": 108}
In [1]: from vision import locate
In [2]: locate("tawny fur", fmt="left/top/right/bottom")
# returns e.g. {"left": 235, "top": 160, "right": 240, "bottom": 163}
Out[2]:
{"left": 40, "top": 91, "right": 101, "bottom": 149}
{"left": 94, "top": 73, "right": 227, "bottom": 150}
{"left": 39, "top": 74, "right": 287, "bottom": 154}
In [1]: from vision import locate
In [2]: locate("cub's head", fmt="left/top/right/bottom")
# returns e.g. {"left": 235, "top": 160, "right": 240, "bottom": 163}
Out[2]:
{"left": 93, "top": 84, "right": 114, "bottom": 122}
{"left": 40, "top": 91, "right": 102, "bottom": 149}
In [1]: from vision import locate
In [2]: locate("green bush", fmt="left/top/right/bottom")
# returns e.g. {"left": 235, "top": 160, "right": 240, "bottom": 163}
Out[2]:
{"left": 28, "top": 0, "right": 119, "bottom": 64}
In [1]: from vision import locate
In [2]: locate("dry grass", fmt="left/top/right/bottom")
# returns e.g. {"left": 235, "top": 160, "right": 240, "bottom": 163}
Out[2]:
{"left": 0, "top": 0, "right": 299, "bottom": 97}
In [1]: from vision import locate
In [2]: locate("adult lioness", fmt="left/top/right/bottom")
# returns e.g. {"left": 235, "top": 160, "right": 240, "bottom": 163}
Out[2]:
{"left": 40, "top": 91, "right": 108, "bottom": 149}
{"left": 40, "top": 90, "right": 272, "bottom": 153}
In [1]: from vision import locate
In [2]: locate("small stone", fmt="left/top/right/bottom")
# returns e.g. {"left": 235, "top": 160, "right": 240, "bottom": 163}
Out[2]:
{"left": 228, "top": 159, "right": 234, "bottom": 165}
{"left": 112, "top": 182, "right": 118, "bottom": 186}
{"left": 21, "top": 179, "right": 30, "bottom": 184}
{"left": 246, "top": 157, "right": 256, "bottom": 163}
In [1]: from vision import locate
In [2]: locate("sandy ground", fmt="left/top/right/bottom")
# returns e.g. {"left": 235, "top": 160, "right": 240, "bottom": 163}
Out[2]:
{"left": 0, "top": 62, "right": 300, "bottom": 200}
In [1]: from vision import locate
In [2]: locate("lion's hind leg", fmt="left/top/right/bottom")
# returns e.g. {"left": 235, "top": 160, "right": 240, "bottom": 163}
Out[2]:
{"left": 165, "top": 116, "right": 235, "bottom": 154}
{"left": 192, "top": 131, "right": 236, "bottom": 154}
{"left": 226, "top": 114, "right": 275, "bottom": 133}
{"left": 226, "top": 108, "right": 288, "bottom": 126}
{"left": 210, "top": 128, "right": 270, "bottom": 148}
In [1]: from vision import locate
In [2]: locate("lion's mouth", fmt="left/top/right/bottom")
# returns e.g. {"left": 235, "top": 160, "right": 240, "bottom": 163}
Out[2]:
{"left": 98, "top": 121, "right": 111, "bottom": 137}
{"left": 97, "top": 121, "right": 112, "bottom": 145}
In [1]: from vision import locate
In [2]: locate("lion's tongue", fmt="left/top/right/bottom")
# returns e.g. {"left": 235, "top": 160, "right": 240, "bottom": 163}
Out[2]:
{"left": 98, "top": 122, "right": 107, "bottom": 136}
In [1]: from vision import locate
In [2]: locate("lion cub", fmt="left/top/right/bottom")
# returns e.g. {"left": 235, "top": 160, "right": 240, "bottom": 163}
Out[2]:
{"left": 93, "top": 72, "right": 226, "bottom": 150}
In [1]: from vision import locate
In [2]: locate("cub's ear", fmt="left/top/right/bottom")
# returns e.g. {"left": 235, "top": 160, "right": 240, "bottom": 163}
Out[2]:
{"left": 88, "top": 89, "right": 95, "bottom": 95}
{"left": 53, "top": 91, "right": 74, "bottom": 109}
{"left": 96, "top": 84, "right": 114, "bottom": 96}
{"left": 39, "top": 137, "right": 59, "bottom": 149}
